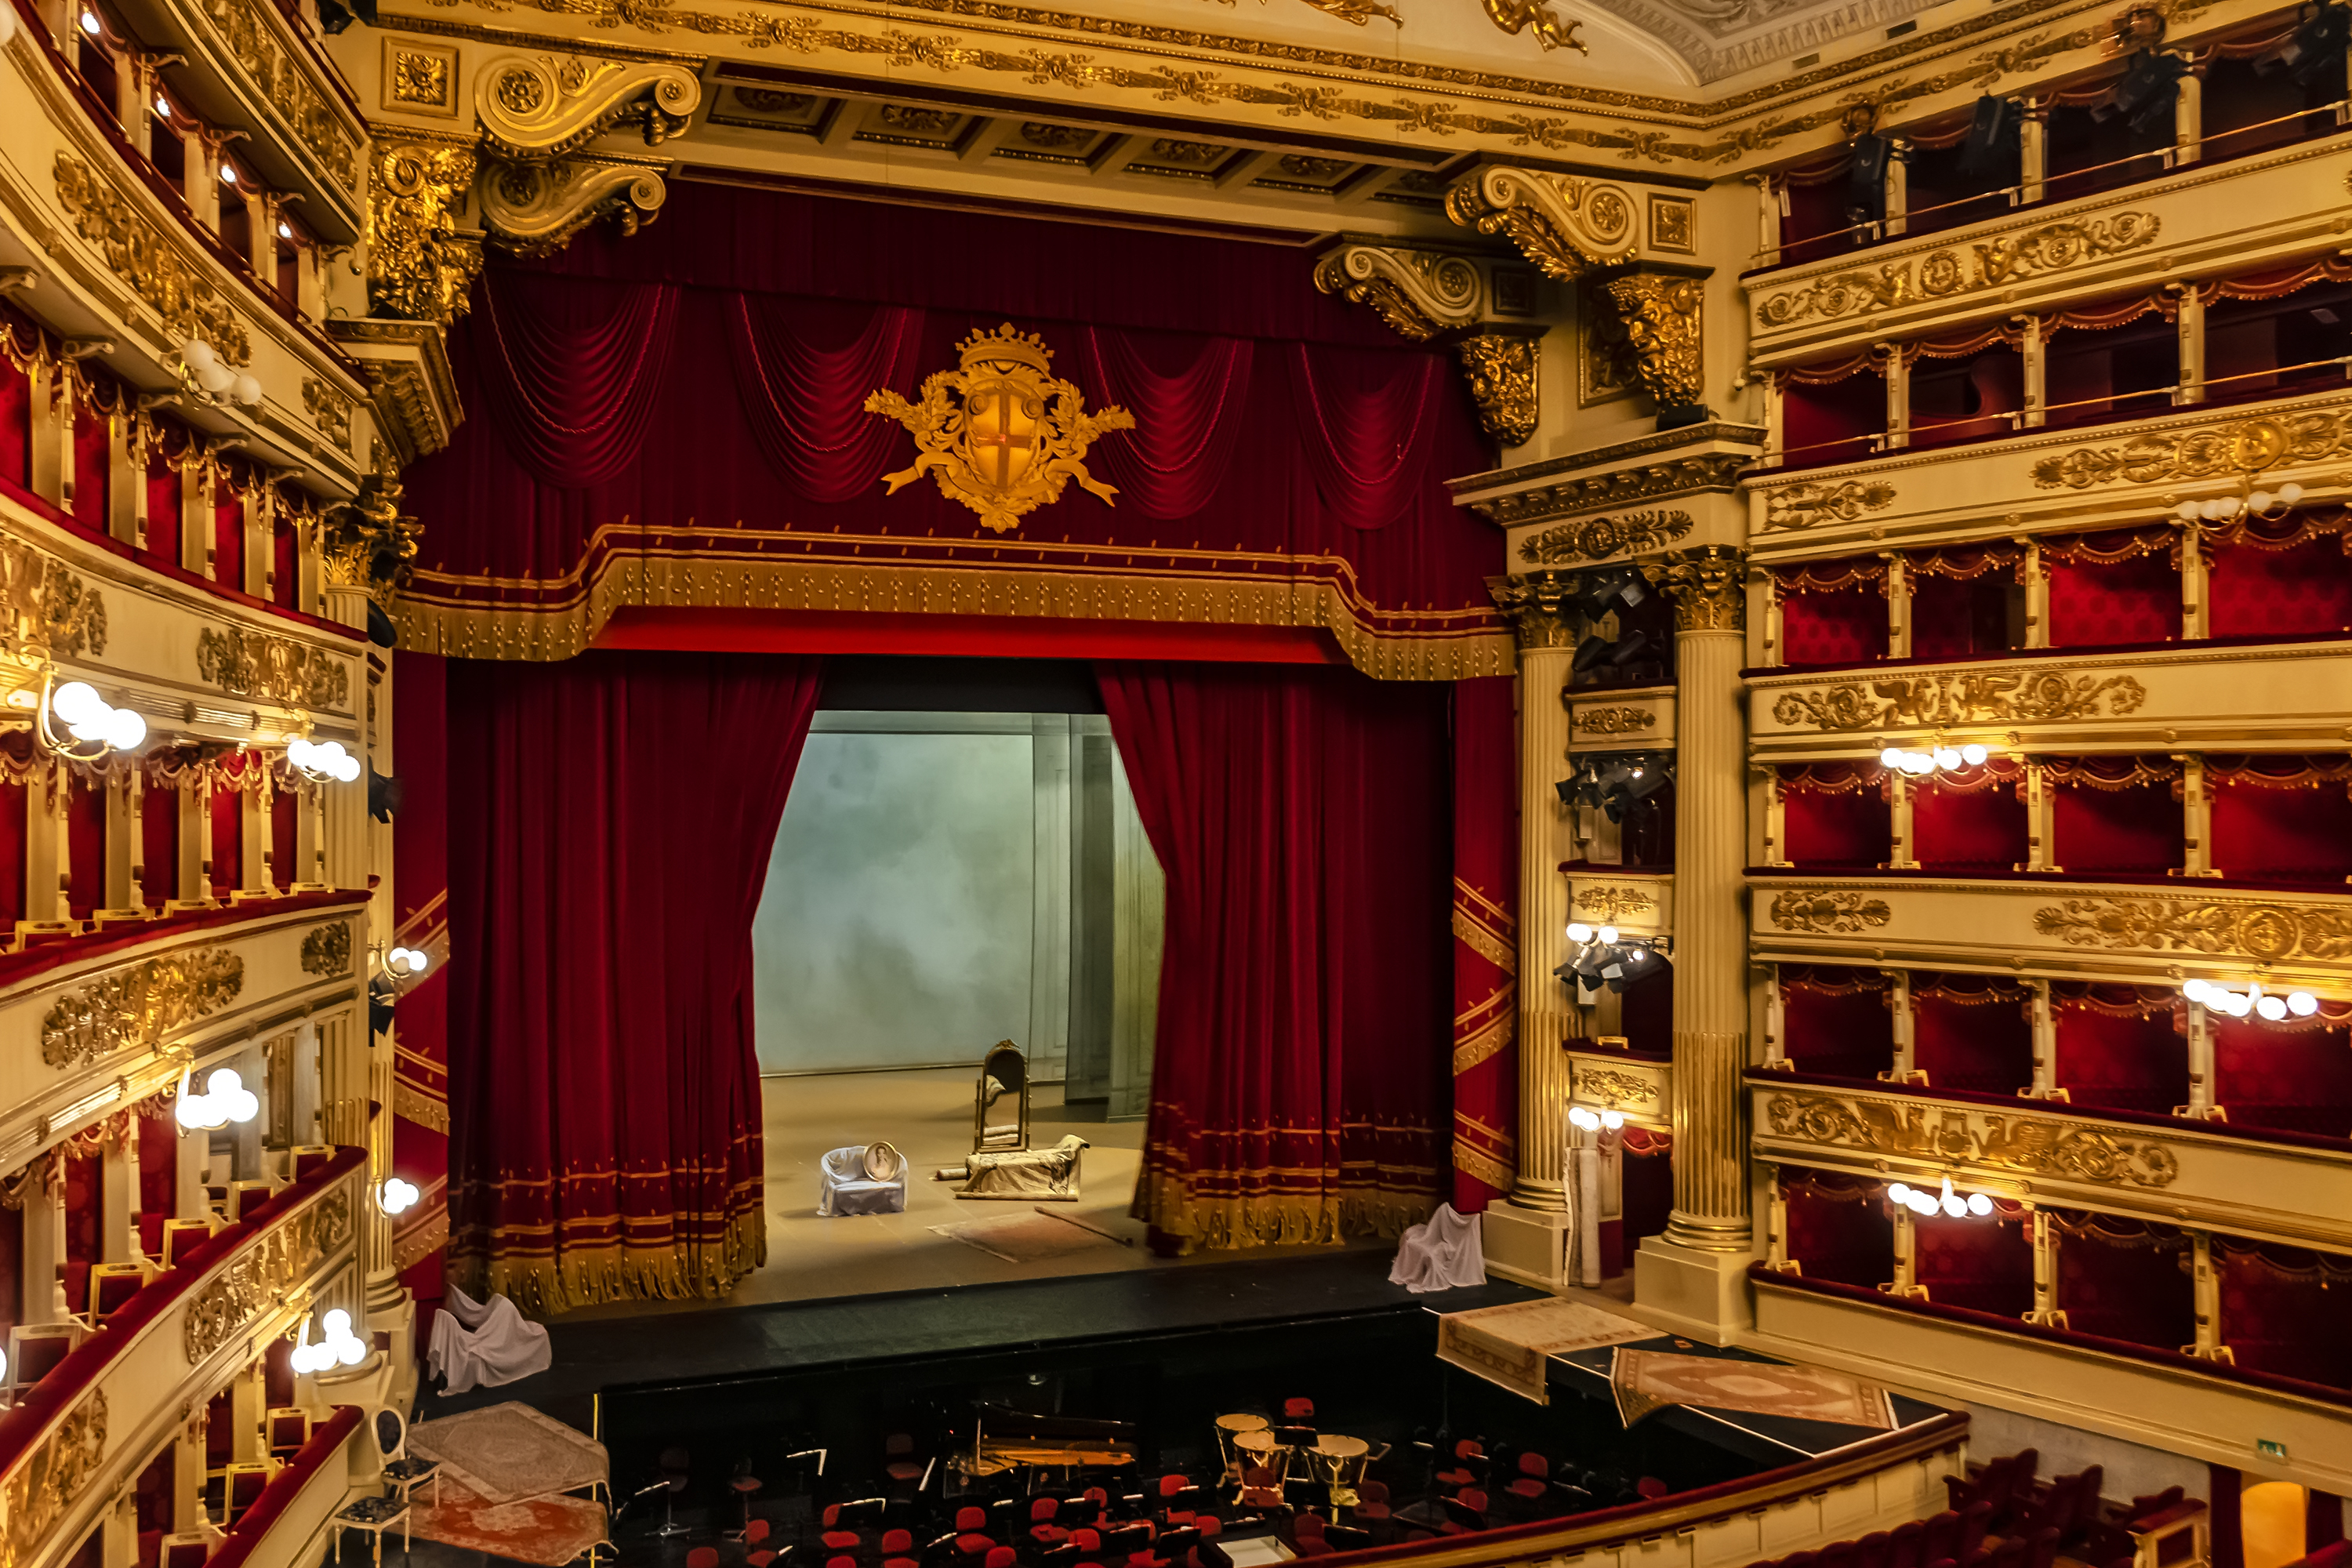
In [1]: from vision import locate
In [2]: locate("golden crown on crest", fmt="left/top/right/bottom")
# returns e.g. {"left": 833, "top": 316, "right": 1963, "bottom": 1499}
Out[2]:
{"left": 956, "top": 321, "right": 1054, "bottom": 376}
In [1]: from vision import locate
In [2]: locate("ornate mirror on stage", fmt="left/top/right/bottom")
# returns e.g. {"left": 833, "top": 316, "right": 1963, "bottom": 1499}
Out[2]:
{"left": 974, "top": 1040, "right": 1029, "bottom": 1153}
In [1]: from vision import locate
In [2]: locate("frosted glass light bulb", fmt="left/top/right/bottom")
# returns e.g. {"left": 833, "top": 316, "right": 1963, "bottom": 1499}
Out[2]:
{"left": 2183, "top": 979, "right": 2210, "bottom": 1003}
{"left": 2280, "top": 482, "right": 2304, "bottom": 505}
{"left": 323, "top": 1309, "right": 350, "bottom": 1335}
{"left": 210, "top": 1069, "right": 241, "bottom": 1094}
{"left": 1966, "top": 1192, "right": 1994, "bottom": 1217}
{"left": 1960, "top": 744, "right": 1989, "bottom": 766}
{"left": 231, "top": 374, "right": 262, "bottom": 407}
{"left": 335, "top": 755, "right": 361, "bottom": 782}
{"left": 1933, "top": 747, "right": 1962, "bottom": 771}
{"left": 198, "top": 361, "right": 235, "bottom": 394}
{"left": 1888, "top": 1183, "right": 1913, "bottom": 1205}
{"left": 1908, "top": 1192, "right": 1937, "bottom": 1216}
{"left": 78, "top": 9, "right": 99, "bottom": 31}
{"left": 105, "top": 708, "right": 144, "bottom": 750}
{"left": 2256, "top": 994, "right": 2288, "bottom": 1021}
{"left": 1598, "top": 926, "right": 1617, "bottom": 945}
{"left": 50, "top": 681, "right": 100, "bottom": 725}
{"left": 181, "top": 339, "right": 216, "bottom": 370}
{"left": 1566, "top": 923, "right": 1592, "bottom": 944}
{"left": 1881, "top": 747, "right": 1904, "bottom": 768}
{"left": 2289, "top": 991, "right": 2319, "bottom": 1016}
{"left": 1601, "top": 1110, "right": 1624, "bottom": 1131}
{"left": 2175, "top": 500, "right": 2201, "bottom": 521}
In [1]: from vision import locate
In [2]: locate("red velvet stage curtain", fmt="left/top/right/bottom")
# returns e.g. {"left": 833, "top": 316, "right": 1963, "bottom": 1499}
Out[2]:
{"left": 2053, "top": 986, "right": 2187, "bottom": 1114}
{"left": 392, "top": 651, "right": 452, "bottom": 1324}
{"left": 1780, "top": 965, "right": 1894, "bottom": 1080}
{"left": 1780, "top": 764, "right": 1892, "bottom": 867}
{"left": 2212, "top": 1015, "right": 2352, "bottom": 1138}
{"left": 445, "top": 650, "right": 825, "bottom": 1309}
{"left": 730, "top": 296, "right": 927, "bottom": 503}
{"left": 1782, "top": 1167, "right": 1893, "bottom": 1288}
{"left": 2048, "top": 757, "right": 2183, "bottom": 874}
{"left": 1076, "top": 329, "right": 1253, "bottom": 521}
{"left": 2053, "top": 1210, "right": 2194, "bottom": 1350}
{"left": 477, "top": 272, "right": 681, "bottom": 489}
{"left": 1914, "top": 1205, "right": 2033, "bottom": 1315}
{"left": 2208, "top": 756, "right": 2352, "bottom": 883}
{"left": 2216, "top": 1240, "right": 2352, "bottom": 1392}
{"left": 1914, "top": 975, "right": 2032, "bottom": 1094}
{"left": 1449, "top": 676, "right": 1517, "bottom": 1214}
{"left": 1096, "top": 661, "right": 1450, "bottom": 1250}
{"left": 1912, "top": 764, "right": 2027, "bottom": 870}
{"left": 1286, "top": 345, "right": 1439, "bottom": 530}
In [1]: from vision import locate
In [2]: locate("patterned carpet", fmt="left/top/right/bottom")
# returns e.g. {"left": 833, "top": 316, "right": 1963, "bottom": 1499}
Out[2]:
{"left": 408, "top": 1403, "right": 609, "bottom": 1504}
{"left": 410, "top": 1475, "right": 611, "bottom": 1566}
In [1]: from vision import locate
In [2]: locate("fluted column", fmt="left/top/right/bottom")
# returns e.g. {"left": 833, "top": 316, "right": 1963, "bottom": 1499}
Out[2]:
{"left": 1486, "top": 575, "right": 1577, "bottom": 1212}
{"left": 1651, "top": 546, "right": 1753, "bottom": 1252}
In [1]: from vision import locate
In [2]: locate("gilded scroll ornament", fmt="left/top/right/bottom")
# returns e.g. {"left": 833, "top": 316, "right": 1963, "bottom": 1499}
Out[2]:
{"left": 0, "top": 541, "right": 107, "bottom": 660}
{"left": 1455, "top": 333, "right": 1541, "bottom": 448}
{"left": 2031, "top": 412, "right": 2346, "bottom": 490}
{"left": 866, "top": 324, "right": 1135, "bottom": 535}
{"left": 322, "top": 466, "right": 423, "bottom": 608}
{"left": 1476, "top": 453, "right": 1750, "bottom": 528}
{"left": 1479, "top": 0, "right": 1583, "bottom": 51}
{"left": 1766, "top": 1092, "right": 2179, "bottom": 1188}
{"left": 1769, "top": 671, "right": 2147, "bottom": 732}
{"left": 300, "top": 922, "right": 353, "bottom": 977}
{"left": 1598, "top": 274, "right": 1703, "bottom": 411}
{"left": 53, "top": 155, "right": 251, "bottom": 365}
{"left": 195, "top": 627, "right": 351, "bottom": 710}
{"left": 1762, "top": 479, "right": 1896, "bottom": 531}
{"left": 1575, "top": 1067, "right": 1657, "bottom": 1105}
{"left": 1768, "top": 890, "right": 1891, "bottom": 934}
{"left": 301, "top": 379, "right": 354, "bottom": 452}
{"left": 1755, "top": 213, "right": 2160, "bottom": 328}
{"left": 1312, "top": 246, "right": 1483, "bottom": 342}
{"left": 1521, "top": 508, "right": 1693, "bottom": 565}
{"left": 1573, "top": 706, "right": 1657, "bottom": 737}
{"left": 475, "top": 53, "right": 701, "bottom": 159}
{"left": 1444, "top": 168, "right": 1640, "bottom": 281}
{"left": 1, "top": 1390, "right": 107, "bottom": 1568}
{"left": 1573, "top": 884, "right": 1656, "bottom": 920}
{"left": 478, "top": 158, "right": 667, "bottom": 253}
{"left": 41, "top": 949, "right": 245, "bottom": 1069}
{"left": 1644, "top": 544, "right": 1744, "bottom": 632}
{"left": 192, "top": 0, "right": 358, "bottom": 187}
{"left": 367, "top": 143, "right": 483, "bottom": 323}
{"left": 183, "top": 1186, "right": 354, "bottom": 1363}
{"left": 2033, "top": 897, "right": 2352, "bottom": 964}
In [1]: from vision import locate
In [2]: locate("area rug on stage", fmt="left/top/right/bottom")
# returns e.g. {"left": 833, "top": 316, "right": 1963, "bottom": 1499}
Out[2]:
{"left": 407, "top": 1402, "right": 608, "bottom": 1504}
{"left": 1435, "top": 1298, "right": 1656, "bottom": 1404}
{"left": 412, "top": 1474, "right": 611, "bottom": 1566}
{"left": 931, "top": 1210, "right": 1125, "bottom": 1264}
{"left": 1609, "top": 1348, "right": 1896, "bottom": 1429}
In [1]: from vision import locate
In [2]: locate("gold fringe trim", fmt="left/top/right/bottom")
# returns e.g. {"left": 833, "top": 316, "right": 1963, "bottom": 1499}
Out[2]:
{"left": 397, "top": 550, "right": 1514, "bottom": 684}
{"left": 1131, "top": 1170, "right": 1436, "bottom": 1254}
{"left": 1452, "top": 1009, "right": 1515, "bottom": 1074}
{"left": 1451, "top": 904, "right": 1518, "bottom": 971}
{"left": 394, "top": 1078, "right": 450, "bottom": 1134}
{"left": 448, "top": 1202, "right": 769, "bottom": 1317}
{"left": 1451, "top": 1138, "right": 1514, "bottom": 1192}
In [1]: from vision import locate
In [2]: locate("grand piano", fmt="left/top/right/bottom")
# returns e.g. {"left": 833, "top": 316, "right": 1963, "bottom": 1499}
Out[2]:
{"left": 960, "top": 1404, "right": 1139, "bottom": 1477}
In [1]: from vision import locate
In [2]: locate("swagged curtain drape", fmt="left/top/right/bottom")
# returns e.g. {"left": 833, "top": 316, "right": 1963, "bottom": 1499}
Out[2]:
{"left": 1096, "top": 661, "right": 1454, "bottom": 1250}
{"left": 1449, "top": 677, "right": 1517, "bottom": 1213}
{"left": 445, "top": 651, "right": 824, "bottom": 1311}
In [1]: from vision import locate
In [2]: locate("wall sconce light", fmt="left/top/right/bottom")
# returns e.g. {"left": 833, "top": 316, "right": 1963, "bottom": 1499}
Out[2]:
{"left": 1889, "top": 1175, "right": 1994, "bottom": 1218}
{"left": 1567, "top": 1106, "right": 1625, "bottom": 1133}
{"left": 2176, "top": 483, "right": 2300, "bottom": 525}
{"left": 178, "top": 339, "right": 262, "bottom": 408}
{"left": 1879, "top": 743, "right": 1990, "bottom": 776}
{"left": 377, "top": 1176, "right": 420, "bottom": 1217}
{"left": 384, "top": 946, "right": 430, "bottom": 982}
{"left": 285, "top": 735, "right": 361, "bottom": 782}
{"left": 289, "top": 1309, "right": 368, "bottom": 1374}
{"left": 39, "top": 679, "right": 145, "bottom": 757}
{"left": 2183, "top": 978, "right": 2318, "bottom": 1021}
{"left": 174, "top": 1066, "right": 260, "bottom": 1130}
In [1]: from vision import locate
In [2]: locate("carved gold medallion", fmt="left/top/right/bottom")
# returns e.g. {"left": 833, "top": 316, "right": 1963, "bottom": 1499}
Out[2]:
{"left": 866, "top": 324, "right": 1136, "bottom": 534}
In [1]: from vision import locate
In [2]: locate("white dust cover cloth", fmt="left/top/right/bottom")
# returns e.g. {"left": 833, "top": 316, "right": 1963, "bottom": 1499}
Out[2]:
{"left": 1389, "top": 1203, "right": 1486, "bottom": 1292}
{"left": 427, "top": 1283, "right": 554, "bottom": 1394}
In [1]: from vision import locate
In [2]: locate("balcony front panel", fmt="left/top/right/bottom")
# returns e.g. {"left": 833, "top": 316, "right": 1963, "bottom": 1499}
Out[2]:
{"left": 1748, "top": 872, "right": 2352, "bottom": 994}
{"left": 1568, "top": 867, "right": 1674, "bottom": 940}
{"left": 1568, "top": 1047, "right": 1671, "bottom": 1131}
{"left": 1745, "top": 389, "right": 2352, "bottom": 560}
{"left": 0, "top": 38, "right": 370, "bottom": 488}
{"left": 1744, "top": 131, "right": 2352, "bottom": 368}
{"left": 1748, "top": 641, "right": 2352, "bottom": 761}
{"left": 1568, "top": 686, "right": 1675, "bottom": 756}
{"left": 0, "top": 895, "right": 365, "bottom": 1171}
{"left": 1749, "top": 1076, "right": 2352, "bottom": 1254}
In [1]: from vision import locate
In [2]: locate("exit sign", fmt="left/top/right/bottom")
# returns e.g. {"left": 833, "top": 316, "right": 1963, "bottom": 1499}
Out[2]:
{"left": 2257, "top": 1439, "right": 2289, "bottom": 1461}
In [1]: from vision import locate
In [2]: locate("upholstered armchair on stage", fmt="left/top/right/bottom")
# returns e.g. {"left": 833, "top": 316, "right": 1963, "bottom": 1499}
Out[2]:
{"left": 819, "top": 1142, "right": 909, "bottom": 1217}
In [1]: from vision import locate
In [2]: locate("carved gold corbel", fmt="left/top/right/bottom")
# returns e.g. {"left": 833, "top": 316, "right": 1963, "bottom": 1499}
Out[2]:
{"left": 365, "top": 141, "right": 483, "bottom": 323}
{"left": 1314, "top": 242, "right": 1547, "bottom": 448}
{"left": 477, "top": 156, "right": 669, "bottom": 254}
{"left": 475, "top": 53, "right": 702, "bottom": 161}
{"left": 1443, "top": 166, "right": 1641, "bottom": 280}
{"left": 1596, "top": 270, "right": 1704, "bottom": 413}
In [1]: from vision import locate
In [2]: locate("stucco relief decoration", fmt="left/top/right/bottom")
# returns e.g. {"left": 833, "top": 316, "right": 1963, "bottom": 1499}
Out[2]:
{"left": 1762, "top": 479, "right": 1896, "bottom": 532}
{"left": 1445, "top": 169, "right": 1640, "bottom": 282}
{"left": 1575, "top": 1067, "right": 1657, "bottom": 1105}
{"left": 301, "top": 379, "right": 354, "bottom": 452}
{"left": 1311, "top": 245, "right": 1481, "bottom": 342}
{"left": 195, "top": 627, "right": 352, "bottom": 710}
{"left": 1455, "top": 334, "right": 1542, "bottom": 447}
{"left": 1574, "top": 706, "right": 1657, "bottom": 736}
{"left": 1768, "top": 890, "right": 1892, "bottom": 933}
{"left": 2031, "top": 412, "right": 2345, "bottom": 489}
{"left": 2034, "top": 897, "right": 2352, "bottom": 964}
{"left": 366, "top": 143, "right": 482, "bottom": 323}
{"left": 0, "top": 1390, "right": 107, "bottom": 1568}
{"left": 1755, "top": 213, "right": 2160, "bottom": 328}
{"left": 474, "top": 53, "right": 702, "bottom": 158}
{"left": 0, "top": 542, "right": 107, "bottom": 661}
{"left": 183, "top": 1186, "right": 355, "bottom": 1363}
{"left": 300, "top": 922, "right": 354, "bottom": 977}
{"left": 193, "top": 0, "right": 358, "bottom": 187}
{"left": 41, "top": 949, "right": 246, "bottom": 1069}
{"left": 1766, "top": 1093, "right": 2180, "bottom": 1188}
{"left": 1645, "top": 544, "right": 1745, "bottom": 631}
{"left": 1599, "top": 274, "right": 1703, "bottom": 411}
{"left": 53, "top": 155, "right": 252, "bottom": 365}
{"left": 323, "top": 466, "right": 423, "bottom": 608}
{"left": 866, "top": 324, "right": 1135, "bottom": 535}
{"left": 1520, "top": 508, "right": 1693, "bottom": 565}
{"left": 1477, "top": 456, "right": 1748, "bottom": 528}
{"left": 1478, "top": 0, "right": 1584, "bottom": 52}
{"left": 1770, "top": 671, "right": 2147, "bottom": 731}
{"left": 1573, "top": 885, "right": 1656, "bottom": 920}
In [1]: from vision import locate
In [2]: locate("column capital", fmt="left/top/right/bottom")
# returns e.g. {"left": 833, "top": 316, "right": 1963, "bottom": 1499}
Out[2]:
{"left": 1483, "top": 571, "right": 1582, "bottom": 650}
{"left": 1642, "top": 545, "right": 1747, "bottom": 633}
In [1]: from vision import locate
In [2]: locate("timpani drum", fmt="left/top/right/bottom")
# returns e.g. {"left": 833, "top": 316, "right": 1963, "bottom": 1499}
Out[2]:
{"left": 1214, "top": 1414, "right": 1270, "bottom": 1476}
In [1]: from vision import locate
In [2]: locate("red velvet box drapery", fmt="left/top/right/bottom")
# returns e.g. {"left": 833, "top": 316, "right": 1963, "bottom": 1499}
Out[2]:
{"left": 2212, "top": 1014, "right": 2352, "bottom": 1139}
{"left": 2043, "top": 528, "right": 2180, "bottom": 647}
{"left": 444, "top": 650, "right": 824, "bottom": 1310}
{"left": 1778, "top": 764, "right": 1891, "bottom": 868}
{"left": 1912, "top": 974, "right": 2032, "bottom": 1094}
{"left": 1098, "top": 661, "right": 1450, "bottom": 1250}
{"left": 1914, "top": 1204, "right": 2034, "bottom": 1316}
{"left": 392, "top": 651, "right": 452, "bottom": 1322}
{"left": 1779, "top": 965, "right": 1894, "bottom": 1080}
{"left": 396, "top": 180, "right": 1504, "bottom": 674}
{"left": 2207, "top": 756, "right": 2352, "bottom": 884}
{"left": 1772, "top": 558, "right": 1886, "bottom": 666}
{"left": 1781, "top": 1167, "right": 1892, "bottom": 1288}
{"left": 2046, "top": 756, "right": 2183, "bottom": 874}
{"left": 1911, "top": 763, "right": 2027, "bottom": 870}
{"left": 2053, "top": 985, "right": 2187, "bottom": 1114}
{"left": 2053, "top": 1210, "right": 2195, "bottom": 1351}
{"left": 2216, "top": 1240, "right": 2352, "bottom": 1392}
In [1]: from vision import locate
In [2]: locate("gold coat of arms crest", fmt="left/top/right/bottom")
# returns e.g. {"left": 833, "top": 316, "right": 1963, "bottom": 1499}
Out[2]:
{"left": 864, "top": 323, "right": 1137, "bottom": 534}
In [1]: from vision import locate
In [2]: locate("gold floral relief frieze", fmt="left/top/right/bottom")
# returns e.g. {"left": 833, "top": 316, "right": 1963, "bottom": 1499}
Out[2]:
{"left": 299, "top": 922, "right": 353, "bottom": 977}
{"left": 390, "top": 43, "right": 457, "bottom": 111}
{"left": 1574, "top": 1065, "right": 1658, "bottom": 1105}
{"left": 53, "top": 155, "right": 252, "bottom": 365}
{"left": 1755, "top": 212, "right": 2160, "bottom": 329}
{"left": 1573, "top": 884, "right": 1657, "bottom": 920}
{"left": 0, "top": 1389, "right": 107, "bottom": 1568}
{"left": 41, "top": 949, "right": 246, "bottom": 1069}
{"left": 1761, "top": 478, "right": 1896, "bottom": 532}
{"left": 1764, "top": 1091, "right": 2180, "bottom": 1188}
{"left": 183, "top": 1186, "right": 354, "bottom": 1363}
{"left": 2034, "top": 897, "right": 2352, "bottom": 964}
{"left": 191, "top": 0, "right": 358, "bottom": 190}
{"left": 1573, "top": 706, "right": 1658, "bottom": 736}
{"left": 2031, "top": 410, "right": 2352, "bottom": 489}
{"left": 1519, "top": 507, "right": 1693, "bottom": 565}
{"left": 1768, "top": 889, "right": 1893, "bottom": 934}
{"left": 0, "top": 540, "right": 107, "bottom": 660}
{"left": 195, "top": 627, "right": 352, "bottom": 710}
{"left": 1768, "top": 670, "right": 2147, "bottom": 731}
{"left": 1475, "top": 454, "right": 1748, "bottom": 529}
{"left": 301, "top": 379, "right": 354, "bottom": 452}
{"left": 867, "top": 324, "right": 1134, "bottom": 534}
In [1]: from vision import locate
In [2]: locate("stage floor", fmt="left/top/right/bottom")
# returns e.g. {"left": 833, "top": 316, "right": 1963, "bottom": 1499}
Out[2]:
{"left": 556, "top": 1068, "right": 1392, "bottom": 1323}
